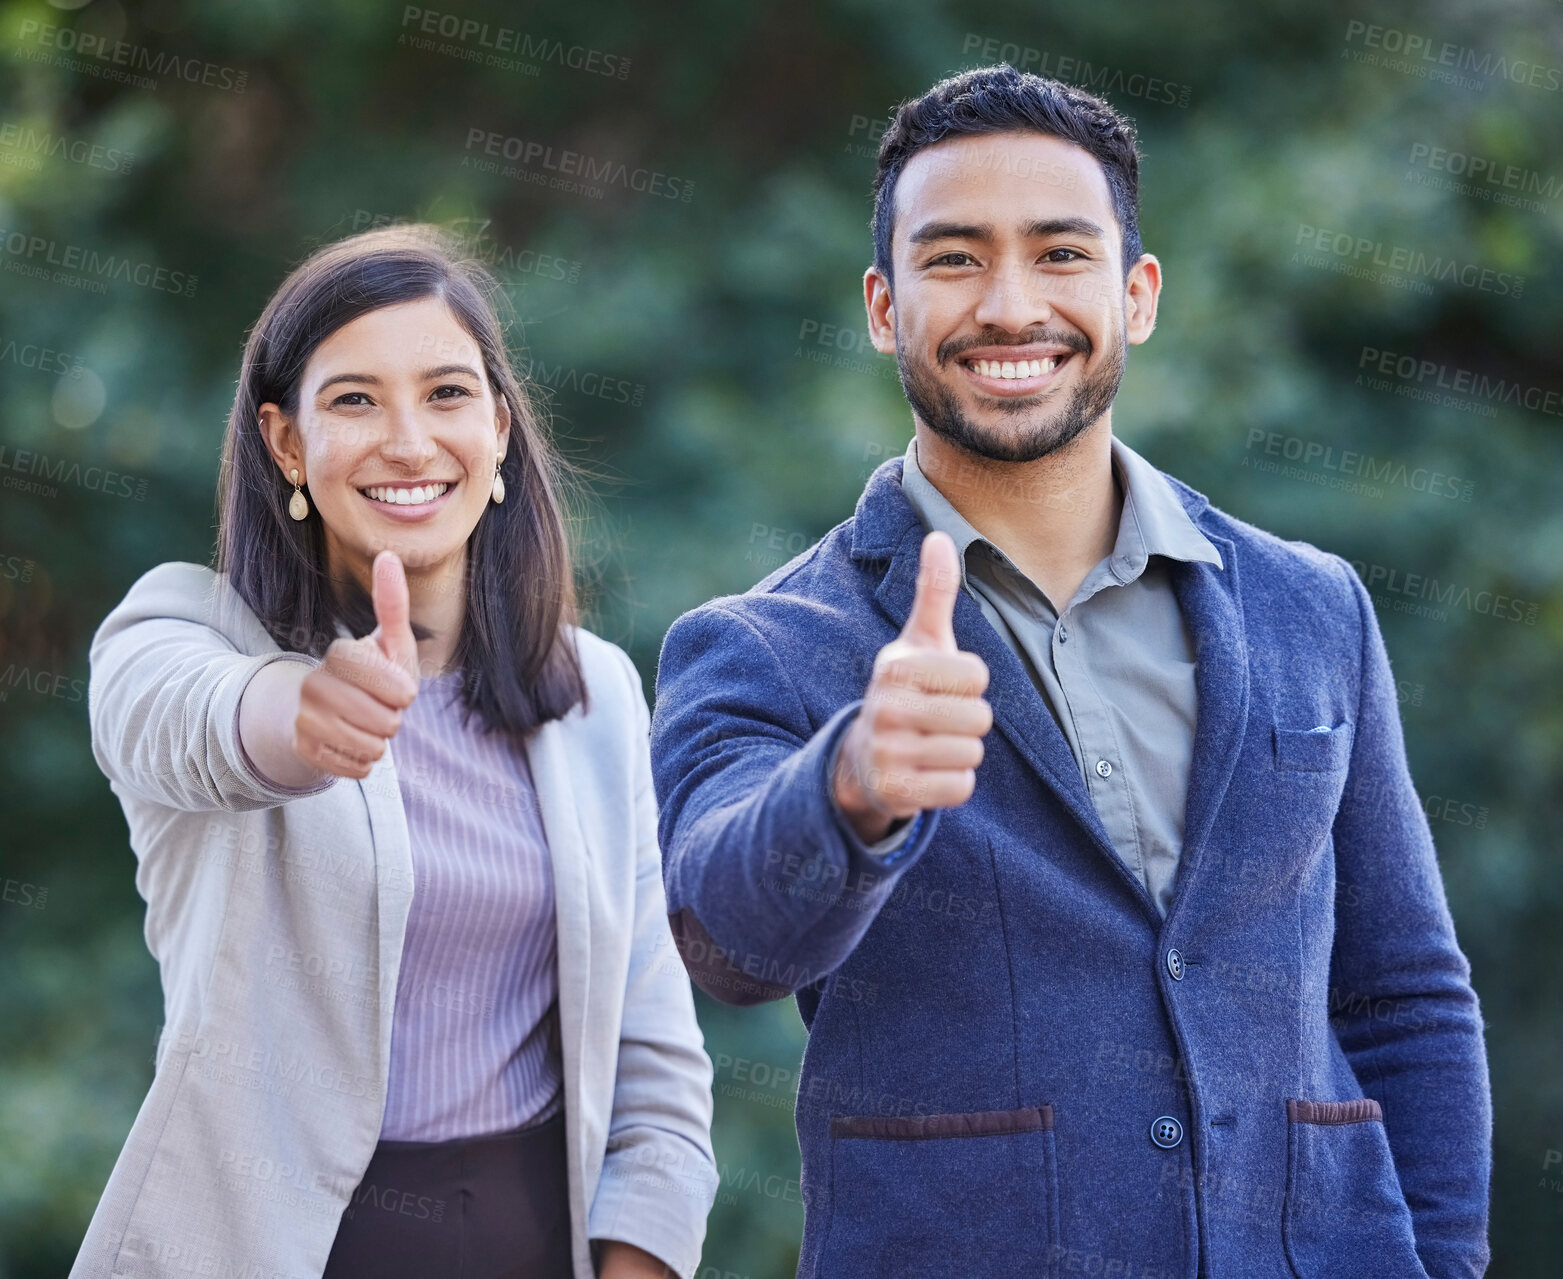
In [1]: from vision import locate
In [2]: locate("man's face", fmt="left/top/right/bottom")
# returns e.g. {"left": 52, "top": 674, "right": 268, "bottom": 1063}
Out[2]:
{"left": 864, "top": 130, "right": 1160, "bottom": 463}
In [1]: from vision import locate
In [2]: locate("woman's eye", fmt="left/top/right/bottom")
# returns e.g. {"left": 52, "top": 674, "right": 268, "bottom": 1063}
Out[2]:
{"left": 331, "top": 391, "right": 372, "bottom": 407}
{"left": 431, "top": 384, "right": 473, "bottom": 401}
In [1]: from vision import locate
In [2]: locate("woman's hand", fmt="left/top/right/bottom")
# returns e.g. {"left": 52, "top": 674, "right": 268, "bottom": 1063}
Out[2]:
{"left": 237, "top": 551, "right": 421, "bottom": 786}
{"left": 294, "top": 551, "right": 421, "bottom": 779}
{"left": 596, "top": 1239, "right": 675, "bottom": 1278}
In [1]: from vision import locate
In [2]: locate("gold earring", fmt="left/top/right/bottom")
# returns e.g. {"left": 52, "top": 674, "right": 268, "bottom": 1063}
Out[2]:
{"left": 288, "top": 468, "right": 310, "bottom": 521}
{"left": 491, "top": 454, "right": 506, "bottom": 504}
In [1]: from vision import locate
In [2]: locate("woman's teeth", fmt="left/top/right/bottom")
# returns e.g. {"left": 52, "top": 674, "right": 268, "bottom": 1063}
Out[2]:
{"left": 969, "top": 356, "right": 1060, "bottom": 379}
{"left": 361, "top": 482, "right": 451, "bottom": 506}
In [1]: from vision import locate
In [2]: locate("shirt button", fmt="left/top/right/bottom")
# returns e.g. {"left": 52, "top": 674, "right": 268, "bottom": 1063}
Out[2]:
{"left": 1057, "top": 624, "right": 1069, "bottom": 643}
{"left": 1166, "top": 948, "right": 1185, "bottom": 982}
{"left": 1095, "top": 759, "right": 1113, "bottom": 779}
{"left": 1150, "top": 1116, "right": 1184, "bottom": 1149}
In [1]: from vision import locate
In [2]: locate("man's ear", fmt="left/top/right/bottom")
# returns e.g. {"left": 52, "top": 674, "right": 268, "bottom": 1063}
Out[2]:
{"left": 863, "top": 266, "right": 897, "bottom": 356}
{"left": 1123, "top": 253, "right": 1162, "bottom": 346}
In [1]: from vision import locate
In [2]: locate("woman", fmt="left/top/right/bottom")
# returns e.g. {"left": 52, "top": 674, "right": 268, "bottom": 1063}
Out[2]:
{"left": 75, "top": 225, "right": 717, "bottom": 1279}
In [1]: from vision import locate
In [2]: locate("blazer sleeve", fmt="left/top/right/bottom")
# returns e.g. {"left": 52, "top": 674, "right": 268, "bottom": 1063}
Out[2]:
{"left": 649, "top": 601, "right": 940, "bottom": 1007}
{"left": 88, "top": 562, "right": 339, "bottom": 814}
{"left": 587, "top": 645, "right": 718, "bottom": 1279}
{"left": 1326, "top": 555, "right": 1491, "bottom": 1279}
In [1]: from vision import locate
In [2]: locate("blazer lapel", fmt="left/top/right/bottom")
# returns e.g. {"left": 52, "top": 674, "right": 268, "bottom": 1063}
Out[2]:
{"left": 871, "top": 522, "right": 1149, "bottom": 909}
{"left": 1163, "top": 533, "right": 1249, "bottom": 925}
{"left": 856, "top": 457, "right": 1249, "bottom": 926}
{"left": 523, "top": 717, "right": 591, "bottom": 1175}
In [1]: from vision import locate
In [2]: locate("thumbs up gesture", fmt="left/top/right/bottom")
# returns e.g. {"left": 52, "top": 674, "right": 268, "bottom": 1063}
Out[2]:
{"left": 831, "top": 531, "right": 993, "bottom": 844}
{"left": 292, "top": 551, "right": 423, "bottom": 780}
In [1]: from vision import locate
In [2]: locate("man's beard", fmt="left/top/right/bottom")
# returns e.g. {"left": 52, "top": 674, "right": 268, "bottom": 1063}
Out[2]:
{"left": 897, "top": 323, "right": 1127, "bottom": 464}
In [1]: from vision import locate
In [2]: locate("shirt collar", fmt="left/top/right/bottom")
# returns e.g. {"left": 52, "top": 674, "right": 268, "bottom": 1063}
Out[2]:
{"left": 898, "top": 433, "right": 1223, "bottom": 592}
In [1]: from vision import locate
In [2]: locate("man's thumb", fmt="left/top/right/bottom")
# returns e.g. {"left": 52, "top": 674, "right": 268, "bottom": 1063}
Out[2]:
{"left": 901, "top": 531, "right": 960, "bottom": 652}
{"left": 370, "top": 551, "right": 418, "bottom": 676}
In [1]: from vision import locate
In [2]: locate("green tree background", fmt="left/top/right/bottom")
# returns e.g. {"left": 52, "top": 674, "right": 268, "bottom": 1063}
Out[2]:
{"left": 1, "top": 0, "right": 1558, "bottom": 1274}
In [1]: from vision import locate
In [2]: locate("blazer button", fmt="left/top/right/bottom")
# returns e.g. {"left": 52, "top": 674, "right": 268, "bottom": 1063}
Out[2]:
{"left": 1166, "top": 948, "right": 1185, "bottom": 981}
{"left": 1150, "top": 1116, "right": 1184, "bottom": 1149}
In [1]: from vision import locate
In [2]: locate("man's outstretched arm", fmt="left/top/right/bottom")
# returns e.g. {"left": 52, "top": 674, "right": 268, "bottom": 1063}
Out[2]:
{"left": 650, "top": 599, "right": 938, "bottom": 1004}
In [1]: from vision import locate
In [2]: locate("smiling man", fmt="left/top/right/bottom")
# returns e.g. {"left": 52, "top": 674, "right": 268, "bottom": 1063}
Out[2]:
{"left": 650, "top": 66, "right": 1490, "bottom": 1279}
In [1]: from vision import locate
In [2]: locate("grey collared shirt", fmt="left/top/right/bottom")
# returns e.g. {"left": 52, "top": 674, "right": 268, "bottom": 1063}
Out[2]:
{"left": 895, "top": 434, "right": 1224, "bottom": 916}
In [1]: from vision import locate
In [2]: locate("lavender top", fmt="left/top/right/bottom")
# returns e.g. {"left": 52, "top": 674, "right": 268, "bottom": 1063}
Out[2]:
{"left": 376, "top": 670, "right": 564, "bottom": 1142}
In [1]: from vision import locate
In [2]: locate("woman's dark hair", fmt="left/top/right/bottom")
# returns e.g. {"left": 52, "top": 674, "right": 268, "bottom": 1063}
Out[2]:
{"left": 215, "top": 223, "right": 587, "bottom": 741}
{"left": 872, "top": 64, "right": 1143, "bottom": 282}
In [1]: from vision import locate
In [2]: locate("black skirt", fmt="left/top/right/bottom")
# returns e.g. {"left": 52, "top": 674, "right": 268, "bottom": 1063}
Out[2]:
{"left": 322, "top": 1107, "right": 573, "bottom": 1279}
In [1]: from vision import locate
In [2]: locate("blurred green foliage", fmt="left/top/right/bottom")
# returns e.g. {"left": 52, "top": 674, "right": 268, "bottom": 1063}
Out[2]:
{"left": 1, "top": 0, "right": 1559, "bottom": 1274}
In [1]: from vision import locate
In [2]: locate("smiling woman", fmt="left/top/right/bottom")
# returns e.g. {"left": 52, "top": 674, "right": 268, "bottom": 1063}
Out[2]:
{"left": 222, "top": 225, "right": 584, "bottom": 723}
{"left": 75, "top": 224, "right": 718, "bottom": 1279}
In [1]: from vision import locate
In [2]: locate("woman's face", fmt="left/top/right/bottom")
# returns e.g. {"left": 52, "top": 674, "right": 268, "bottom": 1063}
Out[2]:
{"left": 260, "top": 296, "right": 510, "bottom": 589}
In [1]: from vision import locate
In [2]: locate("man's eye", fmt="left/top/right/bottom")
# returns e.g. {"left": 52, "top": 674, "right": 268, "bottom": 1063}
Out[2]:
{"left": 929, "top": 252, "right": 975, "bottom": 267}
{"left": 1043, "top": 248, "right": 1083, "bottom": 263}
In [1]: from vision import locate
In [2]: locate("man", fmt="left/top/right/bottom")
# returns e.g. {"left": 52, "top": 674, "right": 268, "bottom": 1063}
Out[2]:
{"left": 650, "top": 65, "right": 1489, "bottom": 1279}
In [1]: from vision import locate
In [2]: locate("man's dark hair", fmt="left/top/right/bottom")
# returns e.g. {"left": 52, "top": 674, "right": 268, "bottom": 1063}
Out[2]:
{"left": 872, "top": 64, "right": 1143, "bottom": 283}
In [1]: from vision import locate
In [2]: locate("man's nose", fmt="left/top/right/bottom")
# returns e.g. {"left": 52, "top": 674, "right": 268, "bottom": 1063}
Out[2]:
{"left": 973, "top": 261, "right": 1055, "bottom": 333}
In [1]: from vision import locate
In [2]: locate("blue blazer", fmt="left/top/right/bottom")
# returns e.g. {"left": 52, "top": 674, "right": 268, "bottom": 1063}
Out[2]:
{"left": 650, "top": 454, "right": 1490, "bottom": 1279}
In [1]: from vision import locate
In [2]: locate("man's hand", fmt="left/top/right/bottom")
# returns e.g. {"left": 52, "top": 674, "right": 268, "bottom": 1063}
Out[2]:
{"left": 832, "top": 530, "right": 992, "bottom": 844}
{"left": 290, "top": 550, "right": 422, "bottom": 779}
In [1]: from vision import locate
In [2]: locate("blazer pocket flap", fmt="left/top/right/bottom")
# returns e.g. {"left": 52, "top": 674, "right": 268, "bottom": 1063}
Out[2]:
{"left": 1274, "top": 722, "right": 1353, "bottom": 772}
{"left": 831, "top": 1105, "right": 1053, "bottom": 1140}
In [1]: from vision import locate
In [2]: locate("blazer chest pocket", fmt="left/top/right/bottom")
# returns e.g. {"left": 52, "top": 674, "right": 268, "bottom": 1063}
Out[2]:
{"left": 822, "top": 1105, "right": 1060, "bottom": 1278}
{"left": 1273, "top": 722, "right": 1353, "bottom": 772}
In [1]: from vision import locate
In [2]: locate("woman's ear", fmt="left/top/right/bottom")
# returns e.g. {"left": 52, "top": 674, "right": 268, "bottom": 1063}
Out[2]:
{"left": 494, "top": 392, "right": 512, "bottom": 455}
{"left": 257, "top": 403, "right": 301, "bottom": 478}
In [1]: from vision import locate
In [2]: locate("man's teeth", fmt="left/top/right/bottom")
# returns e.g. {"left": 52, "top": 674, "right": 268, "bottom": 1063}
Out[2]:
{"left": 969, "top": 356, "right": 1060, "bottom": 379}
{"left": 361, "top": 482, "right": 451, "bottom": 506}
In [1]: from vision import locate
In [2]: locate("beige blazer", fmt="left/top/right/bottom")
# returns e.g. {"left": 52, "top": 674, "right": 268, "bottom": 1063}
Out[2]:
{"left": 73, "top": 561, "right": 717, "bottom": 1279}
